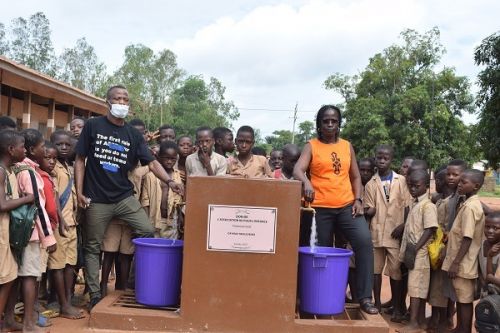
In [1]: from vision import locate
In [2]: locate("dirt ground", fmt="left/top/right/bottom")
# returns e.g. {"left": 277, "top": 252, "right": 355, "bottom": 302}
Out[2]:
{"left": 31, "top": 196, "right": 500, "bottom": 332}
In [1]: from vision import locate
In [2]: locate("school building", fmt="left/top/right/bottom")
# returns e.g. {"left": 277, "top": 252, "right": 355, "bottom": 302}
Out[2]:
{"left": 0, "top": 56, "right": 107, "bottom": 136}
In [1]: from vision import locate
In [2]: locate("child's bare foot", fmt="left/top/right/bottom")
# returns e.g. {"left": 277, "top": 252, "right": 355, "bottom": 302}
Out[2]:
{"left": 1, "top": 319, "right": 23, "bottom": 332}
{"left": 60, "top": 305, "right": 85, "bottom": 320}
{"left": 395, "top": 323, "right": 424, "bottom": 333}
{"left": 22, "top": 323, "right": 49, "bottom": 333}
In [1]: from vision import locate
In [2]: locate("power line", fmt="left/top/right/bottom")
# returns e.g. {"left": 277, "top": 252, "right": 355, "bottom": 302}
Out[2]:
{"left": 236, "top": 107, "right": 316, "bottom": 113}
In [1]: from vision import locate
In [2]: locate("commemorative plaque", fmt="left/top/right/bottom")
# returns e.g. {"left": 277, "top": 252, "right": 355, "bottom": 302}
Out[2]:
{"left": 207, "top": 204, "right": 277, "bottom": 253}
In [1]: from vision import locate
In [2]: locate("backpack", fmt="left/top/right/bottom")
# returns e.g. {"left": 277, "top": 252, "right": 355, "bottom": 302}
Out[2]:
{"left": 8, "top": 166, "right": 45, "bottom": 264}
{"left": 475, "top": 294, "right": 500, "bottom": 333}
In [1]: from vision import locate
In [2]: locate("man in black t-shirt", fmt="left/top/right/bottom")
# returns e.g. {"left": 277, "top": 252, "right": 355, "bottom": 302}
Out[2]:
{"left": 74, "top": 85, "right": 183, "bottom": 310}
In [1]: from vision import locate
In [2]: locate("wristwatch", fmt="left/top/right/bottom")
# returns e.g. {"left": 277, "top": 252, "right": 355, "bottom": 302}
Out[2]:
{"left": 355, "top": 198, "right": 363, "bottom": 204}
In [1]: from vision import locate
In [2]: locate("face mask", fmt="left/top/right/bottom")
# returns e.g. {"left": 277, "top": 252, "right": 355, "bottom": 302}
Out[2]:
{"left": 109, "top": 103, "right": 129, "bottom": 119}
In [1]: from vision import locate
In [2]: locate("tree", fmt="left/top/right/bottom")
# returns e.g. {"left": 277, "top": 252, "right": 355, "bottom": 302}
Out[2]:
{"left": 8, "top": 12, "right": 56, "bottom": 75}
{"left": 265, "top": 130, "right": 293, "bottom": 150}
{"left": 112, "top": 44, "right": 185, "bottom": 130}
{"left": 57, "top": 38, "right": 109, "bottom": 94}
{"left": 295, "top": 120, "right": 315, "bottom": 147}
{"left": 0, "top": 23, "right": 8, "bottom": 55}
{"left": 168, "top": 75, "right": 239, "bottom": 137}
{"left": 474, "top": 32, "right": 500, "bottom": 167}
{"left": 324, "top": 28, "right": 479, "bottom": 168}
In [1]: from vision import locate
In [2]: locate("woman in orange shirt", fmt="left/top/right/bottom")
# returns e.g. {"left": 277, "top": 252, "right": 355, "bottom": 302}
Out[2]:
{"left": 294, "top": 105, "right": 377, "bottom": 315}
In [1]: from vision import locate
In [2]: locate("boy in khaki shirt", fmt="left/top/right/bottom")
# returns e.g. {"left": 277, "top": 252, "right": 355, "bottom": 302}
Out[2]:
{"left": 442, "top": 169, "right": 485, "bottom": 333}
{"left": 227, "top": 126, "right": 272, "bottom": 178}
{"left": 142, "top": 141, "right": 184, "bottom": 239}
{"left": 364, "top": 145, "right": 411, "bottom": 319}
{"left": 397, "top": 170, "right": 438, "bottom": 333}
{"left": 427, "top": 166, "right": 454, "bottom": 332}
{"left": 49, "top": 130, "right": 84, "bottom": 319}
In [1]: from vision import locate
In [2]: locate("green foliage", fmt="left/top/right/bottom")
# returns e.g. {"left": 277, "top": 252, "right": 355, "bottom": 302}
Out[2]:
{"left": 265, "top": 130, "right": 293, "bottom": 150}
{"left": 324, "top": 28, "right": 480, "bottom": 168}
{"left": 169, "top": 75, "right": 239, "bottom": 137}
{"left": 8, "top": 12, "right": 57, "bottom": 76}
{"left": 111, "top": 44, "right": 185, "bottom": 130}
{"left": 0, "top": 23, "right": 8, "bottom": 55}
{"left": 474, "top": 32, "right": 500, "bottom": 168}
{"left": 264, "top": 120, "right": 316, "bottom": 150}
{"left": 57, "top": 38, "right": 109, "bottom": 95}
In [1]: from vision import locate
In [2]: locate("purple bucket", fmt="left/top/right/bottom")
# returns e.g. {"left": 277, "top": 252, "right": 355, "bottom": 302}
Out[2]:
{"left": 298, "top": 246, "right": 353, "bottom": 315}
{"left": 132, "top": 238, "right": 183, "bottom": 307}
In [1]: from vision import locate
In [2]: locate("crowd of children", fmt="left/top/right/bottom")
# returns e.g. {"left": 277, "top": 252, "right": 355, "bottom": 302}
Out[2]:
{"left": 0, "top": 105, "right": 498, "bottom": 333}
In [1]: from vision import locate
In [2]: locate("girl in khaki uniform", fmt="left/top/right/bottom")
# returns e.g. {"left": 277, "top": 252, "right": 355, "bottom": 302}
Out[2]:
{"left": 397, "top": 170, "right": 438, "bottom": 333}
{"left": 0, "top": 130, "right": 35, "bottom": 331}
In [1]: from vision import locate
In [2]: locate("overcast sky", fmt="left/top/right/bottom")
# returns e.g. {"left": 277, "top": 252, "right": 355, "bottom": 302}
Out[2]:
{"left": 0, "top": 0, "right": 498, "bottom": 137}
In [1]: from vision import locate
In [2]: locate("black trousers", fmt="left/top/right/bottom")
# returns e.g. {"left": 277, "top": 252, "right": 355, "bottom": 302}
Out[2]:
{"left": 315, "top": 205, "right": 374, "bottom": 301}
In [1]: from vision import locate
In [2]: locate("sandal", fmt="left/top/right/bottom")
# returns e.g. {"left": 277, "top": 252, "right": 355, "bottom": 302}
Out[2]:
{"left": 36, "top": 313, "right": 52, "bottom": 327}
{"left": 359, "top": 299, "right": 379, "bottom": 315}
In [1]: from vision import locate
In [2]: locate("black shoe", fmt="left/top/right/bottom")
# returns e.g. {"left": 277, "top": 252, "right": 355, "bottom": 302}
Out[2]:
{"left": 88, "top": 296, "right": 101, "bottom": 312}
{"left": 359, "top": 299, "right": 379, "bottom": 315}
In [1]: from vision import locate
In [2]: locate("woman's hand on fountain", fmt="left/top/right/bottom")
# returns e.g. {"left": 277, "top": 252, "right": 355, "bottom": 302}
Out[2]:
{"left": 303, "top": 182, "right": 315, "bottom": 203}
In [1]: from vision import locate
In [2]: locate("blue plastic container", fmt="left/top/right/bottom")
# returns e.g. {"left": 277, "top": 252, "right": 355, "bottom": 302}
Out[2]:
{"left": 298, "top": 246, "right": 353, "bottom": 315}
{"left": 132, "top": 238, "right": 183, "bottom": 307}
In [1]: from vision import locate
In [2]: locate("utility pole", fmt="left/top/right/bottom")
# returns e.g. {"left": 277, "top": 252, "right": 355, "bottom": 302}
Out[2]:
{"left": 291, "top": 102, "right": 298, "bottom": 144}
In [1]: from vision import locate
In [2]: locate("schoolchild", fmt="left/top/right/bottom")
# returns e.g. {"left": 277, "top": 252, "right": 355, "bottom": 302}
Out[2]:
{"left": 274, "top": 144, "right": 300, "bottom": 180}
{"left": 0, "top": 116, "right": 17, "bottom": 131}
{"left": 16, "top": 129, "right": 57, "bottom": 332}
{"left": 228, "top": 126, "right": 272, "bottom": 178}
{"left": 359, "top": 158, "right": 376, "bottom": 192}
{"left": 251, "top": 147, "right": 267, "bottom": 157}
{"left": 185, "top": 127, "right": 227, "bottom": 176}
{"left": 407, "top": 159, "right": 428, "bottom": 176}
{"left": 157, "top": 124, "right": 176, "bottom": 144}
{"left": 69, "top": 117, "right": 86, "bottom": 139}
{"left": 442, "top": 169, "right": 486, "bottom": 333}
{"left": 364, "top": 145, "right": 411, "bottom": 320}
{"left": 440, "top": 159, "right": 468, "bottom": 328}
{"left": 397, "top": 169, "right": 438, "bottom": 332}
{"left": 213, "top": 127, "right": 234, "bottom": 158}
{"left": 427, "top": 166, "right": 454, "bottom": 332}
{"left": 46, "top": 132, "right": 84, "bottom": 319}
{"left": 479, "top": 211, "right": 500, "bottom": 296}
{"left": 269, "top": 149, "right": 283, "bottom": 172}
{"left": 176, "top": 136, "right": 194, "bottom": 185}
{"left": 399, "top": 156, "right": 415, "bottom": 177}
{"left": 141, "top": 141, "right": 183, "bottom": 239}
{"left": 0, "top": 130, "right": 34, "bottom": 332}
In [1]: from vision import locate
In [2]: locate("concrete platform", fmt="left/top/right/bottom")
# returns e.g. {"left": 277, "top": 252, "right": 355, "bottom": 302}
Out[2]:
{"left": 89, "top": 290, "right": 389, "bottom": 333}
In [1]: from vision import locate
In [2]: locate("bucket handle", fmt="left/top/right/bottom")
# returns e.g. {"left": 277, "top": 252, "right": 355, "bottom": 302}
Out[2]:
{"left": 313, "top": 255, "right": 327, "bottom": 268}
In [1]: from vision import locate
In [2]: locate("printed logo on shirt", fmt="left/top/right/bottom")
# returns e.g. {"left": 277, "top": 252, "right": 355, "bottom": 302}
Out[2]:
{"left": 93, "top": 134, "right": 130, "bottom": 173}
{"left": 331, "top": 152, "right": 341, "bottom": 175}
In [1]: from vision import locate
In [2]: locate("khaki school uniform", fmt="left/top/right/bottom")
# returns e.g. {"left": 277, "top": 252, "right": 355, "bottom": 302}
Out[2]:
{"left": 442, "top": 194, "right": 485, "bottom": 303}
{"left": 141, "top": 169, "right": 183, "bottom": 239}
{"left": 186, "top": 152, "right": 227, "bottom": 176}
{"left": 0, "top": 170, "right": 19, "bottom": 284}
{"left": 364, "top": 172, "right": 411, "bottom": 280}
{"left": 478, "top": 240, "right": 500, "bottom": 296}
{"left": 399, "top": 194, "right": 438, "bottom": 298}
{"left": 101, "top": 166, "right": 148, "bottom": 254}
{"left": 140, "top": 171, "right": 162, "bottom": 231}
{"left": 227, "top": 155, "right": 272, "bottom": 178}
{"left": 428, "top": 195, "right": 450, "bottom": 307}
{"left": 48, "top": 161, "right": 78, "bottom": 270}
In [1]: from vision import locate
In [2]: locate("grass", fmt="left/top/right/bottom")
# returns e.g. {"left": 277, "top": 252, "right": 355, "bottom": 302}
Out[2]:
{"left": 479, "top": 185, "right": 500, "bottom": 198}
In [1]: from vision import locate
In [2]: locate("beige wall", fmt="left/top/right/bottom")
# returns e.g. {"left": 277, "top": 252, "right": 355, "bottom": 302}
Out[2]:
{"left": 1, "top": 95, "right": 72, "bottom": 132}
